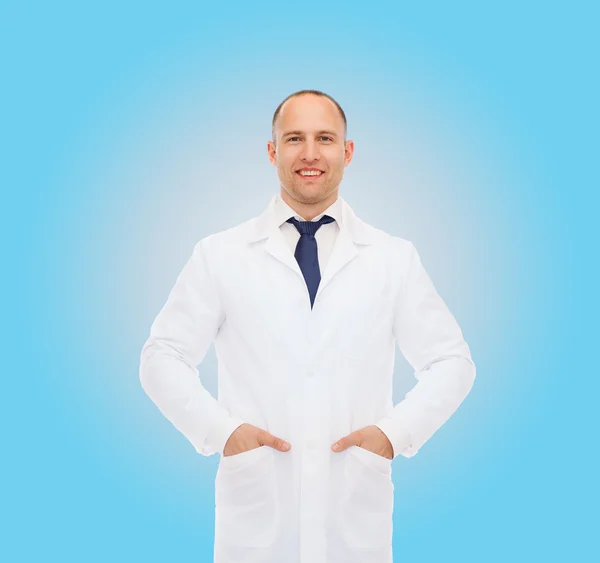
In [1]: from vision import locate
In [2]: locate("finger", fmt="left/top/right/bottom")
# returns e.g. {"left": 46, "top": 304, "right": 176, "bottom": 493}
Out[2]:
{"left": 263, "top": 432, "right": 291, "bottom": 452}
{"left": 332, "top": 431, "right": 360, "bottom": 452}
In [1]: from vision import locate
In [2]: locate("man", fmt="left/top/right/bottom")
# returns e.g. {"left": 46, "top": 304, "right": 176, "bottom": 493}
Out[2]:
{"left": 139, "top": 89, "right": 476, "bottom": 563}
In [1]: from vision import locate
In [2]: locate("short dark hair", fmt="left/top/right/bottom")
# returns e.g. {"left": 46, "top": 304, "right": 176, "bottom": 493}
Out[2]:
{"left": 271, "top": 89, "right": 347, "bottom": 142}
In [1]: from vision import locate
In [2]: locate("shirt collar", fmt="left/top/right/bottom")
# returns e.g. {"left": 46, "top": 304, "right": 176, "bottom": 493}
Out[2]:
{"left": 245, "top": 193, "right": 372, "bottom": 245}
{"left": 273, "top": 193, "right": 343, "bottom": 228}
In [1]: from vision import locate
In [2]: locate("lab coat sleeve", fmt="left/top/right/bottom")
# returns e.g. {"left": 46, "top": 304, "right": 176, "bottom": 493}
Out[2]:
{"left": 139, "top": 237, "right": 245, "bottom": 457}
{"left": 374, "top": 240, "right": 476, "bottom": 459}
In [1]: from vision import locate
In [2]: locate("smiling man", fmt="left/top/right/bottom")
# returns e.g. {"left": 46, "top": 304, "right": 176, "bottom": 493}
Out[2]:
{"left": 266, "top": 91, "right": 351, "bottom": 219}
{"left": 140, "top": 89, "right": 476, "bottom": 563}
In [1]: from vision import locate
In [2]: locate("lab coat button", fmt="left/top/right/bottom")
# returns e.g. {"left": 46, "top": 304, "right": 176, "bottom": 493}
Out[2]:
{"left": 307, "top": 370, "right": 315, "bottom": 377}
{"left": 306, "top": 439, "right": 318, "bottom": 450}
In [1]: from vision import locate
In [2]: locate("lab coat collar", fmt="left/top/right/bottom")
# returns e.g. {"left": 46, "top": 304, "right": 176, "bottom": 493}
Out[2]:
{"left": 245, "top": 193, "right": 373, "bottom": 303}
{"left": 246, "top": 193, "right": 373, "bottom": 246}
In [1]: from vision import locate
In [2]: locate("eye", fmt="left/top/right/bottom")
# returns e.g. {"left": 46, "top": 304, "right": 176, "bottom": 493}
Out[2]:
{"left": 319, "top": 136, "right": 333, "bottom": 142}
{"left": 288, "top": 137, "right": 301, "bottom": 142}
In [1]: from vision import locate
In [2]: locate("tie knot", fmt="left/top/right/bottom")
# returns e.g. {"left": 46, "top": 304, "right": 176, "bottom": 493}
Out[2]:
{"left": 286, "top": 214, "right": 336, "bottom": 236}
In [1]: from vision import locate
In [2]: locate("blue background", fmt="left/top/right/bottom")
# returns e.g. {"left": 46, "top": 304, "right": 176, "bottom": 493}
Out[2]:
{"left": 4, "top": 1, "right": 598, "bottom": 561}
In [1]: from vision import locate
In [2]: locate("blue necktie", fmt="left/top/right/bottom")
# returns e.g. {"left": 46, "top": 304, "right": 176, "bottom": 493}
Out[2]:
{"left": 286, "top": 214, "right": 336, "bottom": 308}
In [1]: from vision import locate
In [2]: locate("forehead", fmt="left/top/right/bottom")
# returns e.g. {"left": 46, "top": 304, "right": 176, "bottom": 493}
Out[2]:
{"left": 277, "top": 95, "right": 344, "bottom": 135}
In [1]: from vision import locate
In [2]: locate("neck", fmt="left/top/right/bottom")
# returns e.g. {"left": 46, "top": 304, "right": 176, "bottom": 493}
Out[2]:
{"left": 280, "top": 188, "right": 339, "bottom": 221}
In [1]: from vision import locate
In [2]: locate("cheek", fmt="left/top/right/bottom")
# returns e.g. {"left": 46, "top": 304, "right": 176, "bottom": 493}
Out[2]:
{"left": 325, "top": 150, "right": 345, "bottom": 167}
{"left": 328, "top": 158, "right": 345, "bottom": 175}
{"left": 278, "top": 153, "right": 297, "bottom": 172}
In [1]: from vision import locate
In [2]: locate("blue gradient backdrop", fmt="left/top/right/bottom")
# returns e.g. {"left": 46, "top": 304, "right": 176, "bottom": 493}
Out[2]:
{"left": 4, "top": 2, "right": 598, "bottom": 561}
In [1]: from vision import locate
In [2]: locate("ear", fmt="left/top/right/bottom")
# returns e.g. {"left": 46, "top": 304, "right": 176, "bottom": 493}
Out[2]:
{"left": 344, "top": 140, "right": 355, "bottom": 167}
{"left": 267, "top": 140, "right": 277, "bottom": 166}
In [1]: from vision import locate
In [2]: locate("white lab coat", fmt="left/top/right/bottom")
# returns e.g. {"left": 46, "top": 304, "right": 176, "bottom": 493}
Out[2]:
{"left": 139, "top": 194, "right": 476, "bottom": 563}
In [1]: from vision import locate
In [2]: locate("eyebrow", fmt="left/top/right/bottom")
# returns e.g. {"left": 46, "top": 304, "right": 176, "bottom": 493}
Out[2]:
{"left": 282, "top": 130, "right": 338, "bottom": 138}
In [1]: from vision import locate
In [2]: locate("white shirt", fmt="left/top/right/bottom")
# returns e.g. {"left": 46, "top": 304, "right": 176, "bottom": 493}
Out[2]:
{"left": 274, "top": 193, "right": 342, "bottom": 275}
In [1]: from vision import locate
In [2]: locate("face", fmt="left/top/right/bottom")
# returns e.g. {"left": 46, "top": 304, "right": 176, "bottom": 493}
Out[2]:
{"left": 267, "top": 94, "right": 354, "bottom": 209}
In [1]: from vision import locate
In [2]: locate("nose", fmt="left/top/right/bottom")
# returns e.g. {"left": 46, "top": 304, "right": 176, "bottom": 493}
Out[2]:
{"left": 301, "top": 139, "right": 320, "bottom": 162}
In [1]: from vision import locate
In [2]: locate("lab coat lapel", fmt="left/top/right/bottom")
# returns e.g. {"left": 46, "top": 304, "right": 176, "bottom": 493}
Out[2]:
{"left": 263, "top": 229, "right": 304, "bottom": 280}
{"left": 316, "top": 197, "right": 373, "bottom": 300}
{"left": 314, "top": 225, "right": 356, "bottom": 301}
{"left": 246, "top": 195, "right": 305, "bottom": 281}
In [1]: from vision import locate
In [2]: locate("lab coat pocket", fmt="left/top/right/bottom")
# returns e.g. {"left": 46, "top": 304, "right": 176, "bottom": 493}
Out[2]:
{"left": 340, "top": 445, "right": 394, "bottom": 548}
{"left": 215, "top": 445, "right": 279, "bottom": 547}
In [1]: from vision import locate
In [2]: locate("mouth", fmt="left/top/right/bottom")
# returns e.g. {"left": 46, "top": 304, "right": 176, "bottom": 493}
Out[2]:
{"left": 295, "top": 169, "right": 325, "bottom": 180}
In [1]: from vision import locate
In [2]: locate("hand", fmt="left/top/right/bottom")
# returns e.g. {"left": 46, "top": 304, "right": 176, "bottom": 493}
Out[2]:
{"left": 331, "top": 425, "right": 394, "bottom": 460}
{"left": 222, "top": 423, "right": 292, "bottom": 457}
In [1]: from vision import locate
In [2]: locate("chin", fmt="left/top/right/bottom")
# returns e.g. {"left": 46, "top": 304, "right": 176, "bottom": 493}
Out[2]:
{"left": 294, "top": 190, "right": 327, "bottom": 204}
{"left": 283, "top": 181, "right": 336, "bottom": 205}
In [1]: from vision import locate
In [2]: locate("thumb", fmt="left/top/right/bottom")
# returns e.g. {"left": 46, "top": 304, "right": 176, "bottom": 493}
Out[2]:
{"left": 332, "top": 431, "right": 360, "bottom": 452}
{"left": 262, "top": 432, "right": 291, "bottom": 452}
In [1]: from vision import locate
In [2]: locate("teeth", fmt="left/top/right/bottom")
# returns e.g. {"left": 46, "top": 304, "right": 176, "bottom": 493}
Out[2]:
{"left": 299, "top": 170, "right": 322, "bottom": 176}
